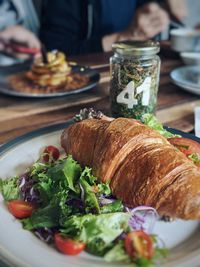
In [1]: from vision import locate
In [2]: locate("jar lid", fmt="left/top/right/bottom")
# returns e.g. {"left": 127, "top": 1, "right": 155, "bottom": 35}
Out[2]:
{"left": 112, "top": 40, "right": 160, "bottom": 56}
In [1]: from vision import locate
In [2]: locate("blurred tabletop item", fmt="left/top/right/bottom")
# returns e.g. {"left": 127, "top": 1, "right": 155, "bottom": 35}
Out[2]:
{"left": 194, "top": 106, "right": 200, "bottom": 138}
{"left": 109, "top": 40, "right": 161, "bottom": 119}
{"left": 170, "top": 28, "right": 200, "bottom": 53}
{"left": 0, "top": 41, "right": 199, "bottom": 144}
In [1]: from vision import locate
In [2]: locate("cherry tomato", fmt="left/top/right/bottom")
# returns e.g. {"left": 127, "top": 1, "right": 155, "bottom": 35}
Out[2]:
{"left": 43, "top": 145, "right": 60, "bottom": 162}
{"left": 8, "top": 200, "right": 35, "bottom": 219}
{"left": 168, "top": 137, "right": 200, "bottom": 156}
{"left": 55, "top": 234, "right": 86, "bottom": 255}
{"left": 124, "top": 231, "right": 154, "bottom": 260}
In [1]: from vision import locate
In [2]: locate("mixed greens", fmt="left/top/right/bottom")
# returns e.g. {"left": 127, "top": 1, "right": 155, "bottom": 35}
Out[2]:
{"left": 141, "top": 113, "right": 176, "bottom": 138}
{"left": 0, "top": 146, "right": 167, "bottom": 266}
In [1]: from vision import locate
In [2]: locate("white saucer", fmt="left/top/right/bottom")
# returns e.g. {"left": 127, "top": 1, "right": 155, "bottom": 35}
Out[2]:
{"left": 170, "top": 66, "right": 200, "bottom": 95}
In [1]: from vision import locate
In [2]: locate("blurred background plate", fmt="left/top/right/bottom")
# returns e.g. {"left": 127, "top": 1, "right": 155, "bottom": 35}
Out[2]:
{"left": 170, "top": 66, "right": 200, "bottom": 94}
{"left": 172, "top": 80, "right": 200, "bottom": 95}
{"left": 0, "top": 62, "right": 100, "bottom": 98}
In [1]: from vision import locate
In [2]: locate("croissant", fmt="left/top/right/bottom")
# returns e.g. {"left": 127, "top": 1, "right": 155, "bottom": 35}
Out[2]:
{"left": 61, "top": 117, "right": 200, "bottom": 220}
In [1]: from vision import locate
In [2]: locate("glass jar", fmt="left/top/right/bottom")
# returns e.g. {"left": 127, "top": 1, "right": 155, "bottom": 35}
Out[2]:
{"left": 110, "top": 40, "right": 161, "bottom": 120}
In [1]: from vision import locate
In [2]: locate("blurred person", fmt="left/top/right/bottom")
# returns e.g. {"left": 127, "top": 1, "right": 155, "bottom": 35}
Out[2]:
{"left": 155, "top": 0, "right": 188, "bottom": 40}
{"left": 165, "top": 0, "right": 188, "bottom": 21}
{"left": 40, "top": 0, "right": 169, "bottom": 55}
{"left": 0, "top": 0, "right": 41, "bottom": 65}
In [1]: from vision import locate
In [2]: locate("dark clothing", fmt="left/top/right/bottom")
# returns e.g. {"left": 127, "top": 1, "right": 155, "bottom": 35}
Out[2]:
{"left": 100, "top": 0, "right": 137, "bottom": 34}
{"left": 40, "top": 0, "right": 147, "bottom": 55}
{"left": 41, "top": 0, "right": 102, "bottom": 55}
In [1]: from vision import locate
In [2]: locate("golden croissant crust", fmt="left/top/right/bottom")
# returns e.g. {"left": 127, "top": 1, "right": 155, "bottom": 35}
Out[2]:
{"left": 61, "top": 117, "right": 200, "bottom": 220}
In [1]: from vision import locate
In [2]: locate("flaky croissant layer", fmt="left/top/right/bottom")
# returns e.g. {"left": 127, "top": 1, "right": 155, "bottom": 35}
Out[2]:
{"left": 61, "top": 117, "right": 200, "bottom": 220}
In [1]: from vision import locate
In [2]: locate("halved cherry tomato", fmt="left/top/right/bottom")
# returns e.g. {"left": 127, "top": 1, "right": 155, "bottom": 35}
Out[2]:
{"left": 168, "top": 137, "right": 200, "bottom": 156}
{"left": 54, "top": 234, "right": 86, "bottom": 255}
{"left": 7, "top": 200, "right": 35, "bottom": 219}
{"left": 124, "top": 231, "right": 154, "bottom": 260}
{"left": 43, "top": 145, "right": 60, "bottom": 162}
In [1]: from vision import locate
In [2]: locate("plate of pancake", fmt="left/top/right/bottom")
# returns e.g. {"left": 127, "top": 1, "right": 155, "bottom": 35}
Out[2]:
{"left": 0, "top": 51, "right": 100, "bottom": 98}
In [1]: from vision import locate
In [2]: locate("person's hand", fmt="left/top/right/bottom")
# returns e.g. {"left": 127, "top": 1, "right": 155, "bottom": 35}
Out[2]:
{"left": 0, "top": 25, "right": 41, "bottom": 59}
{"left": 166, "top": 0, "right": 187, "bottom": 21}
{"left": 102, "top": 3, "right": 169, "bottom": 52}
{"left": 128, "top": 2, "right": 169, "bottom": 40}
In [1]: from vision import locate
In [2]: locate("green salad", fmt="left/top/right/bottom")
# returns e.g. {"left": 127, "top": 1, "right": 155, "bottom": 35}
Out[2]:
{"left": 0, "top": 145, "right": 167, "bottom": 266}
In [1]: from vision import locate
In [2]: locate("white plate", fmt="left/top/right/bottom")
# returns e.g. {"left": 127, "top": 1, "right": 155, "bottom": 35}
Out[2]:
{"left": 170, "top": 66, "right": 200, "bottom": 95}
{"left": 0, "top": 122, "right": 199, "bottom": 267}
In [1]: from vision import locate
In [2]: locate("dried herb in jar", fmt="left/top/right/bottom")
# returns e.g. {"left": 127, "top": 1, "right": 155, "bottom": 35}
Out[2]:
{"left": 110, "top": 41, "right": 160, "bottom": 120}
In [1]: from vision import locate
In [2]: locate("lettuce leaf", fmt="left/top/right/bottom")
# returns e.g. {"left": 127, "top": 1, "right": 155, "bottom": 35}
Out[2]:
{"left": 100, "top": 199, "right": 124, "bottom": 213}
{"left": 22, "top": 188, "right": 73, "bottom": 230}
{"left": 142, "top": 114, "right": 175, "bottom": 138}
{"left": 31, "top": 162, "right": 50, "bottom": 177}
{"left": 188, "top": 153, "right": 200, "bottom": 164}
{"left": 0, "top": 176, "right": 20, "bottom": 201}
{"left": 22, "top": 200, "right": 60, "bottom": 230}
{"left": 79, "top": 166, "right": 97, "bottom": 185}
{"left": 61, "top": 213, "right": 130, "bottom": 255}
{"left": 97, "top": 183, "right": 111, "bottom": 195}
{"left": 104, "top": 241, "right": 130, "bottom": 263}
{"left": 79, "top": 167, "right": 100, "bottom": 214}
{"left": 47, "top": 155, "right": 82, "bottom": 193}
{"left": 31, "top": 156, "right": 82, "bottom": 205}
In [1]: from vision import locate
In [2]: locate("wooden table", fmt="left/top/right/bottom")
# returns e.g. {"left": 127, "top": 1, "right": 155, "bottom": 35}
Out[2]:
{"left": 0, "top": 48, "right": 199, "bottom": 144}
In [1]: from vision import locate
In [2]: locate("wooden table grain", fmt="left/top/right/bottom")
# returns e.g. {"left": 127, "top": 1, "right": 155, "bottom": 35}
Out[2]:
{"left": 0, "top": 48, "right": 199, "bottom": 144}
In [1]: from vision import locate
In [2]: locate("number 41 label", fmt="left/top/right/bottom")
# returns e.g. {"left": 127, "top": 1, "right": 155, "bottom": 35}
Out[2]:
{"left": 116, "top": 77, "right": 152, "bottom": 109}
